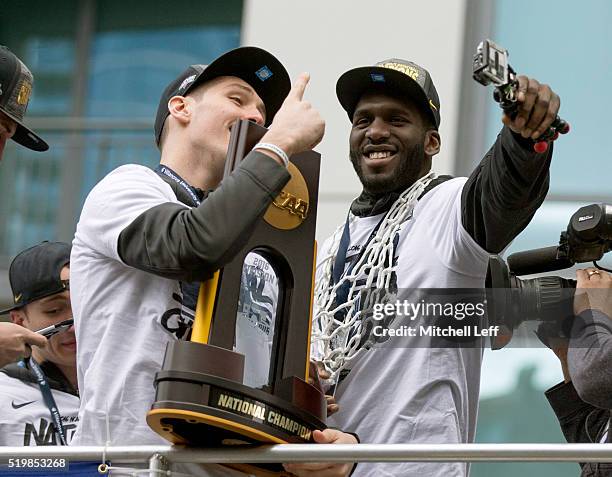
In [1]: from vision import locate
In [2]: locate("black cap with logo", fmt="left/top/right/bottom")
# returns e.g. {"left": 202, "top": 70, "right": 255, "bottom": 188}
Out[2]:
{"left": 0, "top": 46, "right": 48, "bottom": 152}
{"left": 336, "top": 58, "right": 440, "bottom": 129}
{"left": 0, "top": 241, "right": 71, "bottom": 314}
{"left": 154, "top": 46, "right": 291, "bottom": 146}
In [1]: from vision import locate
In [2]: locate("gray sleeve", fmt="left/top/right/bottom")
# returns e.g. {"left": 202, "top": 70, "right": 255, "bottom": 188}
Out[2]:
{"left": 117, "top": 151, "right": 290, "bottom": 282}
{"left": 568, "top": 309, "right": 612, "bottom": 409}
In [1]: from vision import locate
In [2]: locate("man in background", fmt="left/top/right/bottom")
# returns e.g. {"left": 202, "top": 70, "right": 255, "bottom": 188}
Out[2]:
{"left": 0, "top": 45, "right": 50, "bottom": 367}
{"left": 0, "top": 242, "right": 78, "bottom": 446}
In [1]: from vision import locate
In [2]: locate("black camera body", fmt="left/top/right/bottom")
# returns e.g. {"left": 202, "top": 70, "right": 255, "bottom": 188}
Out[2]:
{"left": 473, "top": 39, "right": 518, "bottom": 113}
{"left": 473, "top": 38, "right": 569, "bottom": 150}
{"left": 486, "top": 204, "right": 612, "bottom": 349}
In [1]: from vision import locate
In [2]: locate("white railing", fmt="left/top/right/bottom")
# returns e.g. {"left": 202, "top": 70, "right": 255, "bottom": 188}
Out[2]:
{"left": 2, "top": 444, "right": 612, "bottom": 473}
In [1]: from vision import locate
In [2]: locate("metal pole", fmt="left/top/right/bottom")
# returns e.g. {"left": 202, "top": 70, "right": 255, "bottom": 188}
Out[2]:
{"left": 165, "top": 443, "right": 612, "bottom": 463}
{"left": 56, "top": 0, "right": 97, "bottom": 244}
{"left": 3, "top": 444, "right": 612, "bottom": 464}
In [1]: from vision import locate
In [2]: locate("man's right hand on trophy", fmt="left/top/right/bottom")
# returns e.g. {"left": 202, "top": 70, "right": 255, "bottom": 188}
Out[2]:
{"left": 261, "top": 72, "right": 325, "bottom": 158}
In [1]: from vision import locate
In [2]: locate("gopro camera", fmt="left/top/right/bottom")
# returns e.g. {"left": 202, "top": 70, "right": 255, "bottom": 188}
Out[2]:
{"left": 473, "top": 39, "right": 512, "bottom": 87}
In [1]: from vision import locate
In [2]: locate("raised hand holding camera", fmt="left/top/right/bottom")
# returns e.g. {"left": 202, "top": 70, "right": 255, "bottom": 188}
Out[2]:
{"left": 473, "top": 39, "right": 569, "bottom": 153}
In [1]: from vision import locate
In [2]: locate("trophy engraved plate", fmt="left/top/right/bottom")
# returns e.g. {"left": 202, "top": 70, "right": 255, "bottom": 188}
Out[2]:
{"left": 147, "top": 120, "right": 326, "bottom": 474}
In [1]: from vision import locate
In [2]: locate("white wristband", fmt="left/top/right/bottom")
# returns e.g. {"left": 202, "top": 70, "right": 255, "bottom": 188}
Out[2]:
{"left": 253, "top": 142, "right": 290, "bottom": 167}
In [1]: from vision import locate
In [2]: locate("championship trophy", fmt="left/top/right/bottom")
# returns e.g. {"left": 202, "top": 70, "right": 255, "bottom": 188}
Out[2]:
{"left": 147, "top": 119, "right": 326, "bottom": 475}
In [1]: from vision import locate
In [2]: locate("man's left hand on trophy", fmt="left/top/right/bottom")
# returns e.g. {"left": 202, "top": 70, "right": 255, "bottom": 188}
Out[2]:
{"left": 308, "top": 361, "right": 339, "bottom": 416}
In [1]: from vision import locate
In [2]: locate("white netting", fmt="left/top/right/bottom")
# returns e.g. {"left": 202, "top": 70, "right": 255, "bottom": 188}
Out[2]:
{"left": 311, "top": 172, "right": 437, "bottom": 382}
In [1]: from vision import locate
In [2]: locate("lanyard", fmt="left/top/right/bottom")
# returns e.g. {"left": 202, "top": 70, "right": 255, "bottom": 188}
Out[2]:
{"left": 154, "top": 165, "right": 204, "bottom": 318}
{"left": 155, "top": 165, "right": 202, "bottom": 206}
{"left": 24, "top": 358, "right": 68, "bottom": 446}
{"left": 333, "top": 172, "right": 441, "bottom": 283}
{"left": 331, "top": 214, "right": 387, "bottom": 305}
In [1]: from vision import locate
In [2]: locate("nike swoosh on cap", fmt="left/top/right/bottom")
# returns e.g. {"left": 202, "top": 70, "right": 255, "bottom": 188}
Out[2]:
{"left": 11, "top": 400, "right": 36, "bottom": 409}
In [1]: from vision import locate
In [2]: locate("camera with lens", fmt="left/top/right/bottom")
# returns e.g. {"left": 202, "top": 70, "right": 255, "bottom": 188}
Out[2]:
{"left": 486, "top": 203, "right": 612, "bottom": 349}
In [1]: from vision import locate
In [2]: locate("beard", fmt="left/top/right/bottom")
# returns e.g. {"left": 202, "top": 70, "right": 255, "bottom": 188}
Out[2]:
{"left": 349, "top": 140, "right": 428, "bottom": 195}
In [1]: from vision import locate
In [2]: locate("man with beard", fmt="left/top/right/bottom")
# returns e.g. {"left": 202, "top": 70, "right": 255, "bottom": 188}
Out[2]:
{"left": 0, "top": 45, "right": 50, "bottom": 367}
{"left": 312, "top": 58, "right": 561, "bottom": 476}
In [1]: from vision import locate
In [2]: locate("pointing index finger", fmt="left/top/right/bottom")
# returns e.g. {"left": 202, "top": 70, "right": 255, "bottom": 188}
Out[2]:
{"left": 288, "top": 72, "right": 310, "bottom": 101}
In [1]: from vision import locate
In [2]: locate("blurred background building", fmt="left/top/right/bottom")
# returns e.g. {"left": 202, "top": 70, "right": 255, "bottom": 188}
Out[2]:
{"left": 1, "top": 0, "right": 610, "bottom": 474}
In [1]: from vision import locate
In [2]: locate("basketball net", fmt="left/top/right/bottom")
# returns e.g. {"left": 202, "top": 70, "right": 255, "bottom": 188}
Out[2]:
{"left": 311, "top": 172, "right": 437, "bottom": 383}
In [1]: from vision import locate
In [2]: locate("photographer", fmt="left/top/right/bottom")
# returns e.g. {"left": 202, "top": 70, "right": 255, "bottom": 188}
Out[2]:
{"left": 545, "top": 268, "right": 612, "bottom": 476}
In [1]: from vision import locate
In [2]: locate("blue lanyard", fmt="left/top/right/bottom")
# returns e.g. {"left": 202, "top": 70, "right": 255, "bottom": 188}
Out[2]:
{"left": 154, "top": 165, "right": 204, "bottom": 317}
{"left": 155, "top": 165, "right": 202, "bottom": 206}
{"left": 331, "top": 217, "right": 353, "bottom": 286}
{"left": 331, "top": 214, "right": 387, "bottom": 305}
{"left": 24, "top": 358, "right": 67, "bottom": 446}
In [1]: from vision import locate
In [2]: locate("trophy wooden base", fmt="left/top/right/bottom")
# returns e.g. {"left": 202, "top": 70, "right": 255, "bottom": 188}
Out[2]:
{"left": 147, "top": 341, "right": 327, "bottom": 475}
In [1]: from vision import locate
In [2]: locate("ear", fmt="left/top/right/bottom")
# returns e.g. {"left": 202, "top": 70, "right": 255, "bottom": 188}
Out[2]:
{"left": 424, "top": 129, "right": 441, "bottom": 157}
{"left": 167, "top": 95, "right": 191, "bottom": 126}
{"left": 10, "top": 309, "right": 26, "bottom": 327}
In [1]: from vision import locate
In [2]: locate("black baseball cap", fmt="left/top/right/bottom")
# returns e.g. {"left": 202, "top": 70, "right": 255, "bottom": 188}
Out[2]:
{"left": 1, "top": 241, "right": 71, "bottom": 314}
{"left": 336, "top": 58, "right": 440, "bottom": 128}
{"left": 154, "top": 46, "right": 291, "bottom": 146}
{"left": 0, "top": 46, "right": 48, "bottom": 152}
